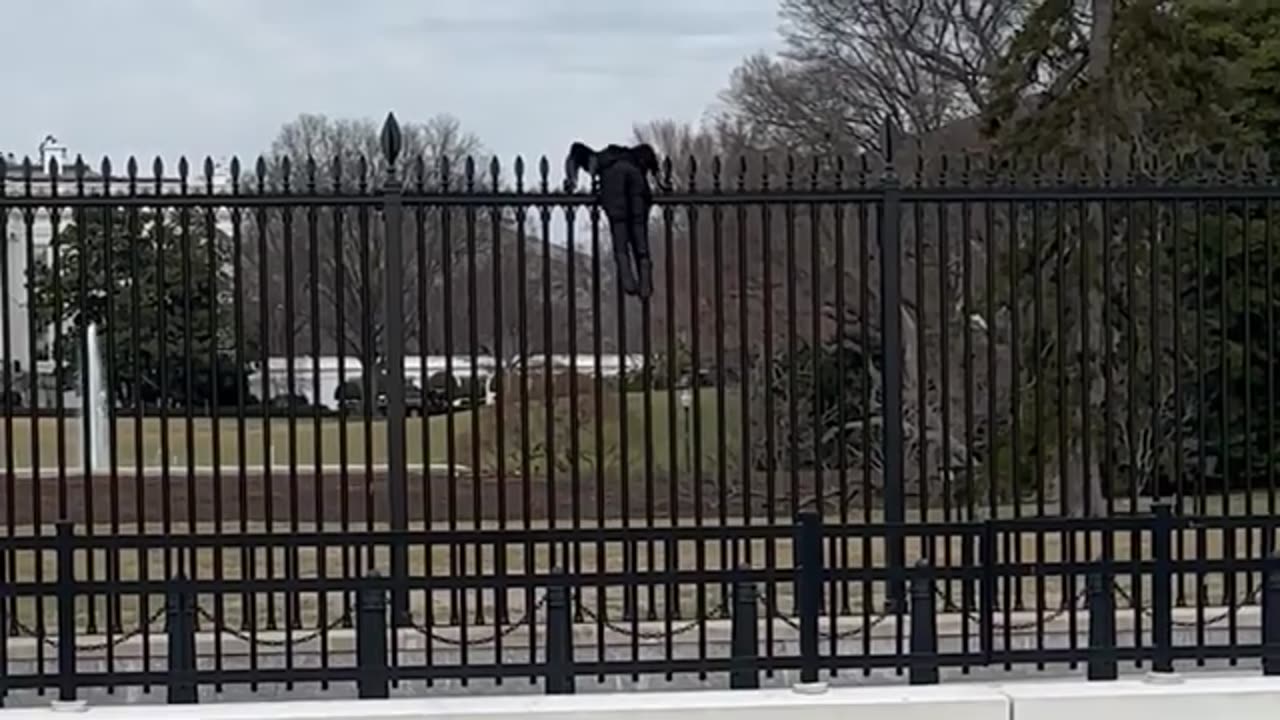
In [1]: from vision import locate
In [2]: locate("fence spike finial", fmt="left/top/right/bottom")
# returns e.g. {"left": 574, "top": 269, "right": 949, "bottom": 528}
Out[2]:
{"left": 412, "top": 154, "right": 425, "bottom": 189}
{"left": 381, "top": 112, "right": 402, "bottom": 168}
{"left": 439, "top": 155, "right": 452, "bottom": 191}
{"left": 883, "top": 114, "right": 896, "bottom": 164}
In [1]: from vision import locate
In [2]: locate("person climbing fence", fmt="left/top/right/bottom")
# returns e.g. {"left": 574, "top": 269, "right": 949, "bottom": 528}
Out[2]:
{"left": 563, "top": 141, "right": 664, "bottom": 299}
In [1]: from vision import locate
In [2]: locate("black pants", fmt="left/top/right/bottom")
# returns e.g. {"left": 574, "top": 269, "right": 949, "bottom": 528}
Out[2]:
{"left": 598, "top": 162, "right": 653, "bottom": 297}
{"left": 607, "top": 216, "right": 651, "bottom": 297}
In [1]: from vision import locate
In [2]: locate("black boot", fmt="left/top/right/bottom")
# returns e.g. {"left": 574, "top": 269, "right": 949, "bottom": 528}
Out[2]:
{"left": 616, "top": 252, "right": 640, "bottom": 296}
{"left": 636, "top": 256, "right": 653, "bottom": 299}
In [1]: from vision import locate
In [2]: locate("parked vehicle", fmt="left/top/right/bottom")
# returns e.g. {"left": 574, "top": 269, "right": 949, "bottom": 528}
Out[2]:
{"left": 376, "top": 382, "right": 437, "bottom": 417}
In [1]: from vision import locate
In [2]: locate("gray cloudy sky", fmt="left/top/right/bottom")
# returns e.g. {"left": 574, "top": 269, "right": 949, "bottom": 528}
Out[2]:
{"left": 3, "top": 0, "right": 780, "bottom": 168}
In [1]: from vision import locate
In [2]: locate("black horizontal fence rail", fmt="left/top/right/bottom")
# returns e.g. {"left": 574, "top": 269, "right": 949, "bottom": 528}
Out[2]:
{"left": 2, "top": 113, "right": 1280, "bottom": 701}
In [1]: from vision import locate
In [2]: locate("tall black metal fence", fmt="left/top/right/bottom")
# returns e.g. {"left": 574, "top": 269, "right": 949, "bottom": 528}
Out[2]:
{"left": 3, "top": 113, "right": 1280, "bottom": 701}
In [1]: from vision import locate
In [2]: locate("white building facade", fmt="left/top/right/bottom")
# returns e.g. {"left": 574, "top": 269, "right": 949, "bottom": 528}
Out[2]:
{"left": 2, "top": 135, "right": 233, "bottom": 399}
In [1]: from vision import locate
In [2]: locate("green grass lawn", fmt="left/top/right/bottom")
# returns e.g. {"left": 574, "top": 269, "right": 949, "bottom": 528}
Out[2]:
{"left": 0, "top": 388, "right": 745, "bottom": 476}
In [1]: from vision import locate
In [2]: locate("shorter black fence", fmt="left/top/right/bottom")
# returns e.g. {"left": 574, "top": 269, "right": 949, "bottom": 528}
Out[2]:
{"left": 1, "top": 508, "right": 1279, "bottom": 704}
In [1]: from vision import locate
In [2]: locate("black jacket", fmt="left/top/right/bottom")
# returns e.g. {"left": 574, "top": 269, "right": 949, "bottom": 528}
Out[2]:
{"left": 565, "top": 142, "right": 661, "bottom": 221}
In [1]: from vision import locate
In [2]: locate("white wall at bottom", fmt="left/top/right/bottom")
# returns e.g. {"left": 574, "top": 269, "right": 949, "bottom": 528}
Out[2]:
{"left": 0, "top": 675, "right": 1276, "bottom": 720}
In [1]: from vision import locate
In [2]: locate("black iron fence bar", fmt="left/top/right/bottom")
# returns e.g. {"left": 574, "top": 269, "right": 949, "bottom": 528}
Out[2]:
{"left": 985, "top": 514, "right": 1279, "bottom": 533}
{"left": 900, "top": 187, "right": 1280, "bottom": 200}
{"left": 1, "top": 514, "right": 1273, "bottom": 553}
{"left": 356, "top": 572, "right": 389, "bottom": 699}
{"left": 167, "top": 572, "right": 198, "bottom": 704}
{"left": 0, "top": 194, "right": 388, "bottom": 207}
{"left": 1152, "top": 503, "right": 1175, "bottom": 672}
{"left": 909, "top": 558, "right": 940, "bottom": 685}
{"left": 7, "top": 515, "right": 1277, "bottom": 544}
{"left": 0, "top": 524, "right": 801, "bottom": 550}
{"left": 7, "top": 527, "right": 1269, "bottom": 584}
{"left": 379, "top": 114, "right": 411, "bottom": 627}
{"left": 971, "top": 558, "right": 1275, "bottom": 578}
{"left": 0, "top": 161, "right": 1255, "bottom": 192}
{"left": 55, "top": 522, "right": 75, "bottom": 703}
{"left": 6, "top": 569, "right": 797, "bottom": 597}
{"left": 1266, "top": 551, "right": 1280, "bottom": 675}
{"left": 5, "top": 150, "right": 1280, "bottom": 197}
{"left": 878, "top": 125, "right": 907, "bottom": 612}
{"left": 5, "top": 556, "right": 1268, "bottom": 600}
{"left": 12, "top": 184, "right": 1280, "bottom": 207}
{"left": 795, "top": 512, "right": 822, "bottom": 684}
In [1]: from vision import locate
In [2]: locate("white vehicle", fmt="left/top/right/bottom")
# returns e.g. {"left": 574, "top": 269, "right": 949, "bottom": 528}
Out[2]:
{"left": 247, "top": 356, "right": 364, "bottom": 411}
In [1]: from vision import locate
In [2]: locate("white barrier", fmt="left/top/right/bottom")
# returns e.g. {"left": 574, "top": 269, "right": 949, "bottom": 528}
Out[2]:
{"left": 1005, "top": 675, "right": 1280, "bottom": 720}
{"left": 0, "top": 675, "right": 1276, "bottom": 720}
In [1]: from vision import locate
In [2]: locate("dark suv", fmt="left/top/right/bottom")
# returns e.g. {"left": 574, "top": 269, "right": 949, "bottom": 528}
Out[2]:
{"left": 376, "top": 383, "right": 442, "bottom": 417}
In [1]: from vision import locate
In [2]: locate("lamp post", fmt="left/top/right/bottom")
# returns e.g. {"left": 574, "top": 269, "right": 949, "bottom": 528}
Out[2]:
{"left": 679, "top": 387, "right": 693, "bottom": 472}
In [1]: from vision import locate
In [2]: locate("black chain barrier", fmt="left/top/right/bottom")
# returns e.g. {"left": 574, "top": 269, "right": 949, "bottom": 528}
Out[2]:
{"left": 12, "top": 606, "right": 168, "bottom": 652}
